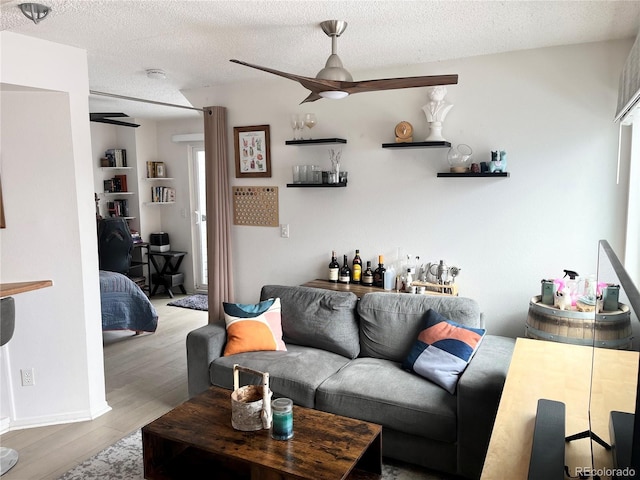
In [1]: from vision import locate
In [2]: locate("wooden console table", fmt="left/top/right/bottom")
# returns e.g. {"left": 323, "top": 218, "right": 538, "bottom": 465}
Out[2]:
{"left": 481, "top": 338, "right": 638, "bottom": 479}
{"left": 302, "top": 279, "right": 456, "bottom": 298}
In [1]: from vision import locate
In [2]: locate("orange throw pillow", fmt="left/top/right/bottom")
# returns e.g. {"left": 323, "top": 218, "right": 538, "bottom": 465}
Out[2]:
{"left": 223, "top": 298, "right": 286, "bottom": 356}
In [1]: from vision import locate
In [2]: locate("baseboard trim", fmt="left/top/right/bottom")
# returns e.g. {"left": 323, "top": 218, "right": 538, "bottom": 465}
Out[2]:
{"left": 5, "top": 402, "right": 111, "bottom": 431}
{"left": 0, "top": 417, "right": 10, "bottom": 434}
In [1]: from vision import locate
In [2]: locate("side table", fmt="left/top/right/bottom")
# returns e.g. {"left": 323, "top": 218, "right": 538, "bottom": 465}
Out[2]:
{"left": 149, "top": 251, "right": 187, "bottom": 298}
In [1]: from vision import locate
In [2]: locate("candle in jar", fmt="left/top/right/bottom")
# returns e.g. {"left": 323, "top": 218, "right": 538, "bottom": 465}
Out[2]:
{"left": 271, "top": 397, "right": 293, "bottom": 440}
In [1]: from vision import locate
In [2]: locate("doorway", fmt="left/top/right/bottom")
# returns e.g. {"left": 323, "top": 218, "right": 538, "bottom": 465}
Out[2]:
{"left": 191, "top": 145, "right": 207, "bottom": 291}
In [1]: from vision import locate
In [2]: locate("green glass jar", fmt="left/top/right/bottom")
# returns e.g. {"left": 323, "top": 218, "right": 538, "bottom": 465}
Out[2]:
{"left": 270, "top": 398, "right": 293, "bottom": 440}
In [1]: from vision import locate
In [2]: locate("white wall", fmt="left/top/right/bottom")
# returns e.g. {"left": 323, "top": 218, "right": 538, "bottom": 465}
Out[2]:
{"left": 0, "top": 32, "right": 109, "bottom": 429}
{"left": 183, "top": 40, "right": 632, "bottom": 339}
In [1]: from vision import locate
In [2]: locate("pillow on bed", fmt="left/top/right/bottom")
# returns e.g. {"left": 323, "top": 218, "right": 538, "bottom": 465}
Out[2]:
{"left": 402, "top": 309, "right": 485, "bottom": 394}
{"left": 223, "top": 298, "right": 286, "bottom": 356}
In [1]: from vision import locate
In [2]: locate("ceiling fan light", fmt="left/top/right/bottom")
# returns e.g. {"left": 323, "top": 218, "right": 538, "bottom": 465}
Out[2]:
{"left": 319, "top": 91, "right": 349, "bottom": 100}
{"left": 18, "top": 3, "right": 50, "bottom": 24}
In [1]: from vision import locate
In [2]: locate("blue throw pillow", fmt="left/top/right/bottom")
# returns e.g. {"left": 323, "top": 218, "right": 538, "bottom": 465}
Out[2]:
{"left": 402, "top": 309, "right": 486, "bottom": 394}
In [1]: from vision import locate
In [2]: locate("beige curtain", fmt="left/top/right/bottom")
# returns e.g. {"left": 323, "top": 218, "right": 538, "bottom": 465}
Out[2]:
{"left": 204, "top": 106, "right": 234, "bottom": 322}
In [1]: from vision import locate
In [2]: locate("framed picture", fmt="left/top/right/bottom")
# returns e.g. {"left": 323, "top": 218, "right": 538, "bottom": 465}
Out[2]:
{"left": 155, "top": 162, "right": 166, "bottom": 178}
{"left": 234, "top": 125, "right": 271, "bottom": 178}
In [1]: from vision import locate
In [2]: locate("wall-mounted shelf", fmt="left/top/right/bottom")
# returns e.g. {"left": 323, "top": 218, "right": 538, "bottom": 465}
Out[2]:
{"left": 144, "top": 201, "right": 176, "bottom": 205}
{"left": 285, "top": 138, "right": 347, "bottom": 145}
{"left": 437, "top": 172, "right": 510, "bottom": 178}
{"left": 145, "top": 177, "right": 175, "bottom": 181}
{"left": 286, "top": 183, "right": 347, "bottom": 188}
{"left": 104, "top": 191, "right": 134, "bottom": 195}
{"left": 101, "top": 166, "right": 132, "bottom": 170}
{"left": 382, "top": 141, "right": 451, "bottom": 149}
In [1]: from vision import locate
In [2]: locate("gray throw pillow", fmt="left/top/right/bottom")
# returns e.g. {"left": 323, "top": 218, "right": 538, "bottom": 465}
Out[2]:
{"left": 260, "top": 285, "right": 359, "bottom": 359}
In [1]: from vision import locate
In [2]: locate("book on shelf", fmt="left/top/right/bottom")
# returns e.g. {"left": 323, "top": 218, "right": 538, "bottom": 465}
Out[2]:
{"left": 130, "top": 229, "right": 143, "bottom": 243}
{"left": 105, "top": 149, "right": 127, "bottom": 167}
{"left": 146, "top": 161, "right": 167, "bottom": 178}
{"left": 114, "top": 174, "right": 128, "bottom": 192}
{"left": 104, "top": 176, "right": 128, "bottom": 193}
{"left": 151, "top": 186, "right": 176, "bottom": 203}
{"left": 107, "top": 199, "right": 129, "bottom": 217}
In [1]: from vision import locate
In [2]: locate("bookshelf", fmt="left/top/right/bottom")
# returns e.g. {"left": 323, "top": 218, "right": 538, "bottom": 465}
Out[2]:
{"left": 100, "top": 160, "right": 135, "bottom": 219}
{"left": 145, "top": 161, "right": 176, "bottom": 205}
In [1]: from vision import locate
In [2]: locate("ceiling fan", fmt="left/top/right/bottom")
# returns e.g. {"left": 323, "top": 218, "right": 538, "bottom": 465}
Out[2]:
{"left": 90, "top": 113, "right": 139, "bottom": 128}
{"left": 230, "top": 20, "right": 458, "bottom": 104}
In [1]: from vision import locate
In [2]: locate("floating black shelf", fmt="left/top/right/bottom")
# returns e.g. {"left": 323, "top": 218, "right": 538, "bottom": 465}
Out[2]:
{"left": 382, "top": 141, "right": 451, "bottom": 148}
{"left": 285, "top": 138, "right": 347, "bottom": 145}
{"left": 286, "top": 182, "right": 347, "bottom": 188}
{"left": 437, "top": 172, "right": 510, "bottom": 178}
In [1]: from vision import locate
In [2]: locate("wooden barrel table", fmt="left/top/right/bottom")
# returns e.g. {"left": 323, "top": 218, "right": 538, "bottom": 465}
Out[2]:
{"left": 525, "top": 295, "right": 632, "bottom": 349}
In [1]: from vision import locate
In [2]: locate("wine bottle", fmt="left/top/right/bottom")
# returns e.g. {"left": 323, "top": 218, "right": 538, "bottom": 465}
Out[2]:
{"left": 328, "top": 250, "right": 339, "bottom": 283}
{"left": 373, "top": 255, "right": 386, "bottom": 288}
{"left": 339, "top": 254, "right": 351, "bottom": 284}
{"left": 362, "top": 261, "right": 374, "bottom": 286}
{"left": 352, "top": 249, "right": 362, "bottom": 284}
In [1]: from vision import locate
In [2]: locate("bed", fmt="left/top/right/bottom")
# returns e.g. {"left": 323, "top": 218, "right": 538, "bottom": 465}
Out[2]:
{"left": 99, "top": 270, "right": 158, "bottom": 333}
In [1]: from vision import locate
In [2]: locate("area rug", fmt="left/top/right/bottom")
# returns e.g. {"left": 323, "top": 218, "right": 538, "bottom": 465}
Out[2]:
{"left": 58, "top": 429, "right": 448, "bottom": 479}
{"left": 167, "top": 293, "right": 208, "bottom": 311}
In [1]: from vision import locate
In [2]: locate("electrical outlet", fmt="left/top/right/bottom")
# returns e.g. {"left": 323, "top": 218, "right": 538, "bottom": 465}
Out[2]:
{"left": 280, "top": 224, "right": 290, "bottom": 238}
{"left": 21, "top": 368, "right": 35, "bottom": 387}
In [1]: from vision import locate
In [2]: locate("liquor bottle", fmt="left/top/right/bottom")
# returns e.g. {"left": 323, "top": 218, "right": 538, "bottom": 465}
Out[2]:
{"left": 373, "top": 255, "right": 386, "bottom": 288}
{"left": 328, "top": 250, "right": 339, "bottom": 283}
{"left": 352, "top": 249, "right": 363, "bottom": 284}
{"left": 362, "top": 261, "right": 374, "bottom": 286}
{"left": 339, "top": 255, "right": 351, "bottom": 284}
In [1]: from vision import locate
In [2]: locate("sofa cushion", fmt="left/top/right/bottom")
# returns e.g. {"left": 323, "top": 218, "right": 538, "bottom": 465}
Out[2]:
{"left": 260, "top": 285, "right": 360, "bottom": 359}
{"left": 402, "top": 309, "right": 486, "bottom": 394}
{"left": 316, "top": 357, "right": 458, "bottom": 443}
{"left": 222, "top": 298, "right": 286, "bottom": 356}
{"left": 211, "top": 344, "right": 352, "bottom": 408}
{"left": 358, "top": 293, "right": 482, "bottom": 362}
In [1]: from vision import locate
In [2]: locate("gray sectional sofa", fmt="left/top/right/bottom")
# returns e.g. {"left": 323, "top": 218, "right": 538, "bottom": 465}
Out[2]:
{"left": 186, "top": 285, "right": 515, "bottom": 479}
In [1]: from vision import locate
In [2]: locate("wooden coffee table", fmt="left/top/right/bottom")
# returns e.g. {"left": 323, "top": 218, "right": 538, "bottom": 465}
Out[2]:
{"left": 142, "top": 386, "right": 382, "bottom": 480}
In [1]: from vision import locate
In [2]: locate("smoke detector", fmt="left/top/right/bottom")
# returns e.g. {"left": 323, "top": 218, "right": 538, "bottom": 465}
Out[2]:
{"left": 146, "top": 69, "right": 167, "bottom": 80}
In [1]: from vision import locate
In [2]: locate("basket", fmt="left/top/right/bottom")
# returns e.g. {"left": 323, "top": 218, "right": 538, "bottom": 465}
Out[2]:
{"left": 230, "top": 364, "right": 273, "bottom": 431}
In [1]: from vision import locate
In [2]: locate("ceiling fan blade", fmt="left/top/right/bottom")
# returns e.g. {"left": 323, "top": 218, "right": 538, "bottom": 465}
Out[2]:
{"left": 230, "top": 59, "right": 346, "bottom": 96}
{"left": 341, "top": 74, "right": 459, "bottom": 95}
{"left": 231, "top": 60, "right": 458, "bottom": 102}
{"left": 300, "top": 92, "right": 323, "bottom": 104}
{"left": 90, "top": 113, "right": 130, "bottom": 119}
{"left": 230, "top": 59, "right": 305, "bottom": 83}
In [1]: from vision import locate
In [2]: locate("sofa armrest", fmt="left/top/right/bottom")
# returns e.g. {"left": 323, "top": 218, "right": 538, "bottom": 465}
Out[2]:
{"left": 456, "top": 334, "right": 515, "bottom": 479}
{"left": 186, "top": 322, "right": 227, "bottom": 398}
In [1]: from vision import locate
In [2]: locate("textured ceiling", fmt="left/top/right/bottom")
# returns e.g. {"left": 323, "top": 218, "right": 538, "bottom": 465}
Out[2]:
{"left": 2, "top": 0, "right": 639, "bottom": 120}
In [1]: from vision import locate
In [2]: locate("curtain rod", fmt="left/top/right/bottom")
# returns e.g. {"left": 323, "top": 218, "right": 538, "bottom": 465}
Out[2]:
{"left": 90, "top": 90, "right": 207, "bottom": 113}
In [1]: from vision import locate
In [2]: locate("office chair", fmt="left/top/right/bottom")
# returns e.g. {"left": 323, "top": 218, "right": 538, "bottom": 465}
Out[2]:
{"left": 97, "top": 217, "right": 133, "bottom": 274}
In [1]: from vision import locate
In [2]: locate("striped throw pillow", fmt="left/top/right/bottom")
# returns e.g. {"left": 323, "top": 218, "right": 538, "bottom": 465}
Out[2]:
{"left": 402, "top": 309, "right": 485, "bottom": 394}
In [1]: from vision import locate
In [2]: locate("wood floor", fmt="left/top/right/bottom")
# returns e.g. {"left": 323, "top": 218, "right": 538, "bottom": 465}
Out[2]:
{"left": 0, "top": 295, "right": 208, "bottom": 480}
